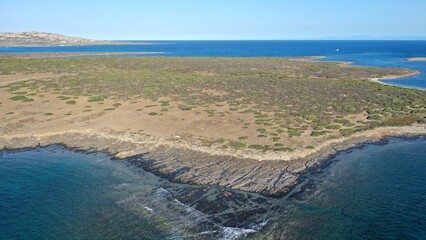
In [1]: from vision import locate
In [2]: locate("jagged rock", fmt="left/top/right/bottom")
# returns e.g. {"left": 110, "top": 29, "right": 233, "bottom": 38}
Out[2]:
{"left": 5, "top": 136, "right": 39, "bottom": 149}
{"left": 0, "top": 137, "right": 6, "bottom": 150}
{"left": 1, "top": 130, "right": 425, "bottom": 197}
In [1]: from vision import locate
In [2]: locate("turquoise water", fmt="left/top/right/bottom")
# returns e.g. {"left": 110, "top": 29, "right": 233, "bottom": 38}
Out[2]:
{"left": 1, "top": 138, "right": 426, "bottom": 239}
{"left": 1, "top": 40, "right": 426, "bottom": 89}
{"left": 254, "top": 137, "right": 426, "bottom": 239}
{"left": 0, "top": 146, "right": 284, "bottom": 239}
{"left": 1, "top": 41, "right": 426, "bottom": 239}
{"left": 0, "top": 147, "right": 171, "bottom": 239}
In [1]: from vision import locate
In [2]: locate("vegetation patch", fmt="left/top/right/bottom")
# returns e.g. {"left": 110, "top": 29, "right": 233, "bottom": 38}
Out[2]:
{"left": 113, "top": 103, "right": 122, "bottom": 108}
{"left": 229, "top": 141, "right": 247, "bottom": 149}
{"left": 57, "top": 96, "right": 71, "bottom": 100}
{"left": 88, "top": 96, "right": 104, "bottom": 102}
{"left": 311, "top": 131, "right": 328, "bottom": 137}
{"left": 10, "top": 95, "right": 33, "bottom": 102}
{"left": 145, "top": 104, "right": 157, "bottom": 108}
{"left": 1, "top": 56, "right": 424, "bottom": 150}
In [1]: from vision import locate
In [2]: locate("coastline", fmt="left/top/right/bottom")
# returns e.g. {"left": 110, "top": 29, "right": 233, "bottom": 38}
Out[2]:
{"left": 1, "top": 125, "right": 425, "bottom": 197}
{"left": 0, "top": 52, "right": 165, "bottom": 59}
{"left": 0, "top": 56, "right": 424, "bottom": 198}
{"left": 312, "top": 57, "right": 423, "bottom": 90}
{"left": 369, "top": 71, "right": 423, "bottom": 89}
{"left": 0, "top": 41, "right": 155, "bottom": 47}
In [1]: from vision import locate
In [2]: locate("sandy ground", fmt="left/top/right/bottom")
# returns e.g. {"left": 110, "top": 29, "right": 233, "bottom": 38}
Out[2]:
{"left": 0, "top": 56, "right": 424, "bottom": 161}
{"left": 407, "top": 57, "right": 426, "bottom": 62}
{"left": 369, "top": 71, "right": 423, "bottom": 88}
{"left": 1, "top": 71, "right": 425, "bottom": 196}
{"left": 1, "top": 72, "right": 425, "bottom": 161}
{"left": 0, "top": 73, "right": 77, "bottom": 86}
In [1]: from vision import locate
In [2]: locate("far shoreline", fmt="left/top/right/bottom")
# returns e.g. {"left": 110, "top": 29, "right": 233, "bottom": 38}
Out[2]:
{"left": 0, "top": 52, "right": 165, "bottom": 59}
{"left": 370, "top": 71, "right": 425, "bottom": 90}
{"left": 0, "top": 41, "right": 156, "bottom": 47}
{"left": 407, "top": 57, "right": 426, "bottom": 62}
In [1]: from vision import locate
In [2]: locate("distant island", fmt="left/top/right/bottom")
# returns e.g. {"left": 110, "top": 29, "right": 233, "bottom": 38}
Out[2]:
{"left": 0, "top": 31, "right": 148, "bottom": 46}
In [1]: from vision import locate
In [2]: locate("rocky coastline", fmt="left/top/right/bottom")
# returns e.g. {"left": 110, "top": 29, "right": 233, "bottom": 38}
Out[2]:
{"left": 1, "top": 126, "right": 425, "bottom": 197}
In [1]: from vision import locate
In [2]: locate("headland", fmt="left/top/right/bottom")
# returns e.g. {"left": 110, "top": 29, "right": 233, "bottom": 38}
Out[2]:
{"left": 1, "top": 54, "right": 425, "bottom": 196}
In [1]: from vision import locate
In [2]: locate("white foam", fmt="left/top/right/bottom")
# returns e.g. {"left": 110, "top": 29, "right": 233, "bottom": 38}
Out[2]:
{"left": 251, "top": 219, "right": 270, "bottom": 231}
{"left": 144, "top": 206, "right": 154, "bottom": 212}
{"left": 220, "top": 227, "right": 258, "bottom": 240}
{"left": 198, "top": 230, "right": 218, "bottom": 235}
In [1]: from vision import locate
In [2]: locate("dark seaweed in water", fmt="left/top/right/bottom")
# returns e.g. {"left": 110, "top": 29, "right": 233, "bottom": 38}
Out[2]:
{"left": 0, "top": 146, "right": 290, "bottom": 239}
{"left": 246, "top": 137, "right": 426, "bottom": 239}
{"left": 1, "top": 137, "right": 426, "bottom": 239}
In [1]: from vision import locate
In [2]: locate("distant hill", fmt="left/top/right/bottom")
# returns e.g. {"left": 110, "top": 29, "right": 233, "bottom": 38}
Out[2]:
{"left": 0, "top": 31, "right": 109, "bottom": 46}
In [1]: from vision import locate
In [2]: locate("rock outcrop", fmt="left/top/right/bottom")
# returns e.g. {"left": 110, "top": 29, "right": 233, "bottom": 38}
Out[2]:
{"left": 1, "top": 127, "right": 424, "bottom": 197}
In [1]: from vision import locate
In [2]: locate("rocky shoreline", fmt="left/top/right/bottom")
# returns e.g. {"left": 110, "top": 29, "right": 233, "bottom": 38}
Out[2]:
{"left": 1, "top": 126, "right": 425, "bottom": 197}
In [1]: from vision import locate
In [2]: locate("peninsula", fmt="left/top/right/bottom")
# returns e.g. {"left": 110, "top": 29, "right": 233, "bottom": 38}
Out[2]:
{"left": 1, "top": 54, "right": 425, "bottom": 196}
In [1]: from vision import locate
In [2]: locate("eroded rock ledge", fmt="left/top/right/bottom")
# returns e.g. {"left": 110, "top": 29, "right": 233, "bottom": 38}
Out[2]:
{"left": 1, "top": 127, "right": 425, "bottom": 197}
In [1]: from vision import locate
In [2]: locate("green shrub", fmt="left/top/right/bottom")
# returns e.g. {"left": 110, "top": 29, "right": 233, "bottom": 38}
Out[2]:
{"left": 367, "top": 115, "right": 383, "bottom": 120}
{"left": 229, "top": 141, "right": 247, "bottom": 149}
{"left": 311, "top": 131, "right": 327, "bottom": 137}
{"left": 10, "top": 96, "right": 33, "bottom": 102}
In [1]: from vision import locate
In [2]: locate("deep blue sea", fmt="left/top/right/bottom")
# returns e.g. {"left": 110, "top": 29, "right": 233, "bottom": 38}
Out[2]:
{"left": 1, "top": 41, "right": 426, "bottom": 239}
{"left": 1, "top": 40, "right": 426, "bottom": 89}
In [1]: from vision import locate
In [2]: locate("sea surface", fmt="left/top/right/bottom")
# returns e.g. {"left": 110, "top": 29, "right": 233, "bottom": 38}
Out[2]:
{"left": 1, "top": 41, "right": 426, "bottom": 239}
{"left": 1, "top": 138, "right": 426, "bottom": 239}
{"left": 1, "top": 40, "right": 426, "bottom": 89}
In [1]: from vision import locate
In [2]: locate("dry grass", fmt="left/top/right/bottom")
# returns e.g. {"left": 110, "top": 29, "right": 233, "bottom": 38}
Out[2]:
{"left": 1, "top": 56, "right": 424, "bottom": 152}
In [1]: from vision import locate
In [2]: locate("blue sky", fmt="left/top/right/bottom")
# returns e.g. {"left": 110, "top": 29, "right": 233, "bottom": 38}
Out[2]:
{"left": 1, "top": 0, "right": 426, "bottom": 40}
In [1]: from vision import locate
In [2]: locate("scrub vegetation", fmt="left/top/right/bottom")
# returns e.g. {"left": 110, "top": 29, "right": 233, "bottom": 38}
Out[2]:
{"left": 1, "top": 56, "right": 424, "bottom": 152}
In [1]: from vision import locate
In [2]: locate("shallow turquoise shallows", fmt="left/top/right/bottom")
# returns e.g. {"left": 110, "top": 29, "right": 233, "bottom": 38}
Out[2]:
{"left": 0, "top": 147, "right": 171, "bottom": 240}
{"left": 1, "top": 138, "right": 426, "bottom": 239}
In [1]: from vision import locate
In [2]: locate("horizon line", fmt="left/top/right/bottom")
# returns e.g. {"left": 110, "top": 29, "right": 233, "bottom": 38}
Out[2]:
{"left": 110, "top": 39, "right": 426, "bottom": 41}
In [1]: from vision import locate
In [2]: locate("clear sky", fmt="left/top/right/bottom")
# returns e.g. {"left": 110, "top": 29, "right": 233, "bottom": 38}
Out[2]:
{"left": 1, "top": 0, "right": 426, "bottom": 40}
